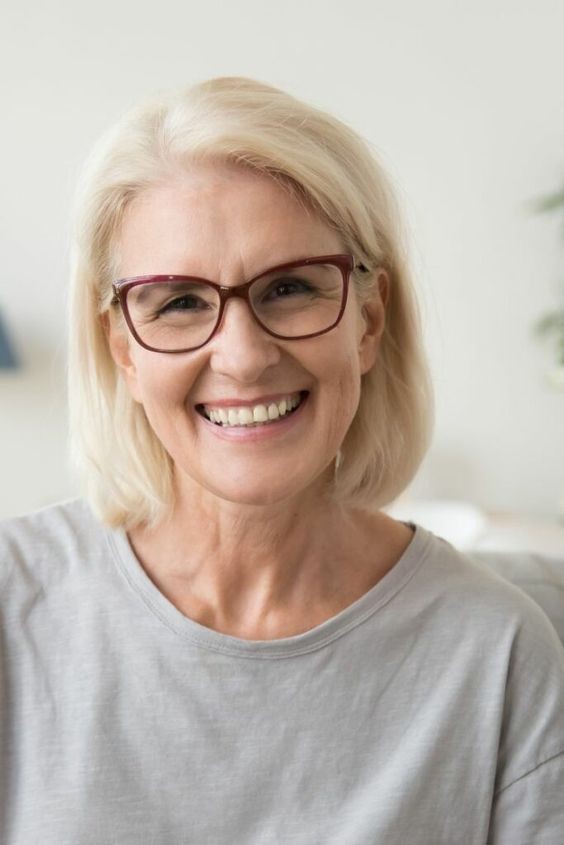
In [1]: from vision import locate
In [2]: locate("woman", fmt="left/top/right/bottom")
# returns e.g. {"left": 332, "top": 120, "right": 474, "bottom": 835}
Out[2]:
{"left": 1, "top": 77, "right": 563, "bottom": 843}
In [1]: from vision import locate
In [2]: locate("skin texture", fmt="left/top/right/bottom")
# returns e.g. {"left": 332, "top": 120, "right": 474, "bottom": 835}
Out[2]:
{"left": 107, "top": 162, "right": 414, "bottom": 640}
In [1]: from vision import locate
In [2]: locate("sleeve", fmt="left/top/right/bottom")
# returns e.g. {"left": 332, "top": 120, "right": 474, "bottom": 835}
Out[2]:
{"left": 487, "top": 751, "right": 564, "bottom": 844}
{"left": 486, "top": 587, "right": 564, "bottom": 843}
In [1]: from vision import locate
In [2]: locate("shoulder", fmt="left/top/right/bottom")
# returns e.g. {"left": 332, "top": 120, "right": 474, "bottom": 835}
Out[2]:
{"left": 0, "top": 498, "right": 105, "bottom": 592}
{"left": 468, "top": 548, "right": 564, "bottom": 645}
{"left": 370, "top": 513, "right": 563, "bottom": 651}
{"left": 0, "top": 497, "right": 98, "bottom": 549}
{"left": 413, "top": 525, "right": 563, "bottom": 641}
{"left": 417, "top": 526, "right": 556, "bottom": 615}
{"left": 411, "top": 527, "right": 564, "bottom": 788}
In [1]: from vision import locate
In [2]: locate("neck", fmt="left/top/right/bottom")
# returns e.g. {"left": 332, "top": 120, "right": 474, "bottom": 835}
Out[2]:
{"left": 128, "top": 470, "right": 410, "bottom": 639}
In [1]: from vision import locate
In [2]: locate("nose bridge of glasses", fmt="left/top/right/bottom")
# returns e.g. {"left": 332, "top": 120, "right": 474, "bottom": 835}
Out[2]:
{"left": 218, "top": 277, "right": 255, "bottom": 301}
{"left": 216, "top": 280, "right": 266, "bottom": 336}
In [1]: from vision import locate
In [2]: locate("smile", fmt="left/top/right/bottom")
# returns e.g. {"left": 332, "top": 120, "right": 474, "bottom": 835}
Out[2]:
{"left": 197, "top": 391, "right": 308, "bottom": 428}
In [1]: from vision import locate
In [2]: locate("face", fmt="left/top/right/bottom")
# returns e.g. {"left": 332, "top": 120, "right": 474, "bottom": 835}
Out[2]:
{"left": 108, "top": 162, "right": 388, "bottom": 509}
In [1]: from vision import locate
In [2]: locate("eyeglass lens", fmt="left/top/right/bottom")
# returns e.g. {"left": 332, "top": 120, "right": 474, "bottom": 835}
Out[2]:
{"left": 125, "top": 263, "right": 344, "bottom": 351}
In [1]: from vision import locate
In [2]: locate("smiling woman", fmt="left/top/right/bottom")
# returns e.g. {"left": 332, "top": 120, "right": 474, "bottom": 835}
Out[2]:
{"left": 72, "top": 84, "right": 432, "bottom": 530}
{"left": 1, "top": 77, "right": 563, "bottom": 844}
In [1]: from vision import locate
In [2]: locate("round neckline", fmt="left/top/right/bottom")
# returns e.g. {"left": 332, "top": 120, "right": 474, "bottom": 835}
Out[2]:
{"left": 107, "top": 520, "right": 432, "bottom": 659}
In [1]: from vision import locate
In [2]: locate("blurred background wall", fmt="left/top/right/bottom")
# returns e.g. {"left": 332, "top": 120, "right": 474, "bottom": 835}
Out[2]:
{"left": 1, "top": 0, "right": 563, "bottom": 520}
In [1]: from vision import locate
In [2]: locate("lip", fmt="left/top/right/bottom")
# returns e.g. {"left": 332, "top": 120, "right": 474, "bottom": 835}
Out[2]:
{"left": 196, "top": 390, "right": 307, "bottom": 409}
{"left": 196, "top": 391, "right": 310, "bottom": 441}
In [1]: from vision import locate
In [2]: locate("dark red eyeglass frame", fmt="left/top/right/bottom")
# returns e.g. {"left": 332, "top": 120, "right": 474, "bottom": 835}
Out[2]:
{"left": 112, "top": 253, "right": 364, "bottom": 353}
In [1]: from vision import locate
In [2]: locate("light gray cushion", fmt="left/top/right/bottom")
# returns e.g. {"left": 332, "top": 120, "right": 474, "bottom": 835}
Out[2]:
{"left": 469, "top": 551, "right": 564, "bottom": 646}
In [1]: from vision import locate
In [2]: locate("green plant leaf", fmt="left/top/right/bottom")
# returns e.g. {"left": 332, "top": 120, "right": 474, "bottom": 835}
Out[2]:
{"left": 534, "top": 188, "right": 564, "bottom": 213}
{"left": 533, "top": 311, "right": 564, "bottom": 337}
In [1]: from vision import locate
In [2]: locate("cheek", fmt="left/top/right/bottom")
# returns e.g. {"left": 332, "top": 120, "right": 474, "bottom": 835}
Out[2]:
{"left": 131, "top": 355, "right": 196, "bottom": 430}
{"left": 318, "top": 343, "right": 363, "bottom": 446}
{"left": 336, "top": 352, "right": 362, "bottom": 418}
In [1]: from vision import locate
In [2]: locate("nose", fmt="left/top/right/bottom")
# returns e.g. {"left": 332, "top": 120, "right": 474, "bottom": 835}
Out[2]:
{"left": 207, "top": 297, "right": 281, "bottom": 382}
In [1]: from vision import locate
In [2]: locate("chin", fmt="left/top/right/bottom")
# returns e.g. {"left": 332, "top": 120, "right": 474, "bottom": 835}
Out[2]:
{"left": 176, "top": 458, "right": 331, "bottom": 509}
{"left": 207, "top": 476, "right": 305, "bottom": 508}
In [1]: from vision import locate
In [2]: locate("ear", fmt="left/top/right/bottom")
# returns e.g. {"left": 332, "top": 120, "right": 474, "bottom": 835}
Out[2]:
{"left": 102, "top": 309, "right": 143, "bottom": 403}
{"left": 358, "top": 270, "right": 389, "bottom": 375}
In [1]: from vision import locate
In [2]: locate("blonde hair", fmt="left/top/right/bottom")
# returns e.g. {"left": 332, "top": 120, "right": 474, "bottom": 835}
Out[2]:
{"left": 68, "top": 76, "right": 434, "bottom": 529}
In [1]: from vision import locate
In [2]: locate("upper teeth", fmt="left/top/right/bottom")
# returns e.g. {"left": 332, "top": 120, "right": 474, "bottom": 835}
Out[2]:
{"left": 203, "top": 392, "right": 303, "bottom": 426}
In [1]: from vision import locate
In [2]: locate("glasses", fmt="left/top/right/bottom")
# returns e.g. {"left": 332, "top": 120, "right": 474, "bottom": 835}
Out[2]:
{"left": 112, "top": 254, "right": 362, "bottom": 353}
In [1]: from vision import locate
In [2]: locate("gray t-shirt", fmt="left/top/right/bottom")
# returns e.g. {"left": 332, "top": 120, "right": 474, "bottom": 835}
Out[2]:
{"left": 1, "top": 499, "right": 563, "bottom": 844}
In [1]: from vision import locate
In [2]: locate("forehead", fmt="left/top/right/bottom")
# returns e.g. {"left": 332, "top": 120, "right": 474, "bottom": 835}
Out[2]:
{"left": 116, "top": 163, "right": 344, "bottom": 279}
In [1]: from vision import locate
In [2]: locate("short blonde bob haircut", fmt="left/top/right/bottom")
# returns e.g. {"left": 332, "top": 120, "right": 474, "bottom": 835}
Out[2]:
{"left": 68, "top": 76, "right": 434, "bottom": 529}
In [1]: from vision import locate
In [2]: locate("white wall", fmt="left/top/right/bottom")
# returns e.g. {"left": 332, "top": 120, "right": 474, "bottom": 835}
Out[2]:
{"left": 1, "top": 0, "right": 563, "bottom": 519}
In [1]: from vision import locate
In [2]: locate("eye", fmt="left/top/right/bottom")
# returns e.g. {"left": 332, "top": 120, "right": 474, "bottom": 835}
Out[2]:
{"left": 159, "top": 294, "right": 211, "bottom": 313}
{"left": 263, "top": 277, "right": 315, "bottom": 300}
